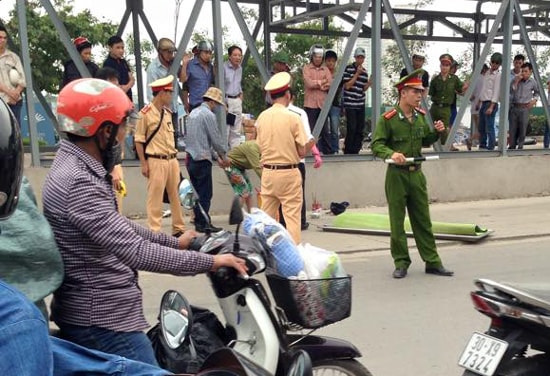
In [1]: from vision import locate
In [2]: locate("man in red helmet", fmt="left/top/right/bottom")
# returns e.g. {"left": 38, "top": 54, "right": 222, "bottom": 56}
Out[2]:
{"left": 42, "top": 78, "right": 247, "bottom": 366}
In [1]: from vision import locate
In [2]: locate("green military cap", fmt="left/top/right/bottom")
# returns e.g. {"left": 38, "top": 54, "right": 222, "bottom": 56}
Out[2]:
{"left": 439, "top": 54, "right": 453, "bottom": 64}
{"left": 490, "top": 52, "right": 503, "bottom": 64}
{"left": 273, "top": 51, "right": 290, "bottom": 64}
{"left": 395, "top": 68, "right": 425, "bottom": 91}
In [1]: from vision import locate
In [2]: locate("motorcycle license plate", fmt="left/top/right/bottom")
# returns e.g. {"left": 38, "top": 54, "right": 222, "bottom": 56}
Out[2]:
{"left": 458, "top": 332, "right": 508, "bottom": 376}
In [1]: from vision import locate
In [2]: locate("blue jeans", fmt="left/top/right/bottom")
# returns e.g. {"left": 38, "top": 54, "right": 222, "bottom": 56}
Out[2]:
{"left": 58, "top": 323, "right": 159, "bottom": 367}
{"left": 0, "top": 280, "right": 170, "bottom": 375}
{"left": 9, "top": 101, "right": 22, "bottom": 126}
{"left": 51, "top": 337, "right": 170, "bottom": 376}
{"left": 329, "top": 105, "right": 341, "bottom": 154}
{"left": 478, "top": 101, "right": 499, "bottom": 150}
{"left": 544, "top": 124, "right": 550, "bottom": 148}
{"left": 187, "top": 157, "right": 213, "bottom": 229}
{"left": 0, "top": 279, "right": 53, "bottom": 375}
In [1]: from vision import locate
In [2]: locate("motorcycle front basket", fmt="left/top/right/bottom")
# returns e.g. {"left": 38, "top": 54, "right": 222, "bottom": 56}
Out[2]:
{"left": 266, "top": 273, "right": 352, "bottom": 329}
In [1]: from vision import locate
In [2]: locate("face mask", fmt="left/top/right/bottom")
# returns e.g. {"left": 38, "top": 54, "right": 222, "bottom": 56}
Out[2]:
{"left": 102, "top": 141, "right": 122, "bottom": 174}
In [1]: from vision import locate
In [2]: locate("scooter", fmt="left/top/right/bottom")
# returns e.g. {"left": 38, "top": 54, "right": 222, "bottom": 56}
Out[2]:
{"left": 156, "top": 289, "right": 313, "bottom": 376}
{"left": 159, "top": 196, "right": 372, "bottom": 376}
{"left": 458, "top": 278, "right": 550, "bottom": 375}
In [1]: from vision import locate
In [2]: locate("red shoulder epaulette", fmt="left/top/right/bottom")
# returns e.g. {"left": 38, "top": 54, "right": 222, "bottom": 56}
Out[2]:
{"left": 415, "top": 107, "right": 426, "bottom": 115}
{"left": 383, "top": 108, "right": 398, "bottom": 120}
{"left": 140, "top": 104, "right": 151, "bottom": 114}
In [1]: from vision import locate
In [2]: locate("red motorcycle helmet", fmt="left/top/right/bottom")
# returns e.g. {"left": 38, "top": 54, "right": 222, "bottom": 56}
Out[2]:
{"left": 0, "top": 97, "right": 23, "bottom": 219}
{"left": 57, "top": 78, "right": 133, "bottom": 137}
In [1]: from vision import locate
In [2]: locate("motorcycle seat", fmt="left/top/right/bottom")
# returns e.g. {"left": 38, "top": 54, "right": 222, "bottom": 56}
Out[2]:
{"left": 476, "top": 279, "right": 550, "bottom": 313}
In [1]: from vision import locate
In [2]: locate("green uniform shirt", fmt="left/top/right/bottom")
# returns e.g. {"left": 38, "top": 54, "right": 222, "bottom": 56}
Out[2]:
{"left": 371, "top": 107, "right": 441, "bottom": 160}
{"left": 227, "top": 140, "right": 262, "bottom": 177}
{"left": 428, "top": 74, "right": 463, "bottom": 105}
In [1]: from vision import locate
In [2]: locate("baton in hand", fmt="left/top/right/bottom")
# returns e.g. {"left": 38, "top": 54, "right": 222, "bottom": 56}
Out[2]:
{"left": 384, "top": 156, "right": 439, "bottom": 164}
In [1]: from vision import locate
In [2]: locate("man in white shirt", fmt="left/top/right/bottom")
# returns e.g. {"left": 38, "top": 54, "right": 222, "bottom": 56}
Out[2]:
{"left": 477, "top": 52, "right": 502, "bottom": 150}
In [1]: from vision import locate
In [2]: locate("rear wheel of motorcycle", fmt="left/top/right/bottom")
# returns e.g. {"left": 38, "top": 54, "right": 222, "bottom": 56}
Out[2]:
{"left": 312, "top": 359, "right": 373, "bottom": 376}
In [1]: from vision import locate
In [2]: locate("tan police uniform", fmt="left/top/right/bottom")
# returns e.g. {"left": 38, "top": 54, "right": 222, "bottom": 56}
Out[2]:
{"left": 135, "top": 76, "right": 185, "bottom": 234}
{"left": 256, "top": 72, "right": 309, "bottom": 244}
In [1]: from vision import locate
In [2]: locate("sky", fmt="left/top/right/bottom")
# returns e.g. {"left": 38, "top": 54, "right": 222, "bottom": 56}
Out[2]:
{"left": 0, "top": 0, "right": 506, "bottom": 76}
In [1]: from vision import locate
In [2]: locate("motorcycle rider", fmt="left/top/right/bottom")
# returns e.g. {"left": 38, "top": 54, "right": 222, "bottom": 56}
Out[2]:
{"left": 0, "top": 96, "right": 174, "bottom": 375}
{"left": 41, "top": 78, "right": 247, "bottom": 366}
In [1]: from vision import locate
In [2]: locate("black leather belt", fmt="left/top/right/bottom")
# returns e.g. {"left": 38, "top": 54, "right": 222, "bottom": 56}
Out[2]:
{"left": 146, "top": 153, "right": 177, "bottom": 160}
{"left": 226, "top": 94, "right": 241, "bottom": 99}
{"left": 432, "top": 102, "right": 451, "bottom": 107}
{"left": 392, "top": 164, "right": 421, "bottom": 172}
{"left": 263, "top": 164, "right": 298, "bottom": 170}
{"left": 512, "top": 103, "right": 530, "bottom": 108}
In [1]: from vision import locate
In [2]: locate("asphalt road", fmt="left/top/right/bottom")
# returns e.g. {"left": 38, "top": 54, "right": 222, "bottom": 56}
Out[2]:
{"left": 139, "top": 237, "right": 550, "bottom": 376}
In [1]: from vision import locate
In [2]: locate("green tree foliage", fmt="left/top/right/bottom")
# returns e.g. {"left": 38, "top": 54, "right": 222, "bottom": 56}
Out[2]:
{"left": 4, "top": 0, "right": 116, "bottom": 93}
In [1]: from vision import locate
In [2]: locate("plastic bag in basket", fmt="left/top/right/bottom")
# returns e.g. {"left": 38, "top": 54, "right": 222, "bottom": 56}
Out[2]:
{"left": 297, "top": 243, "right": 347, "bottom": 281}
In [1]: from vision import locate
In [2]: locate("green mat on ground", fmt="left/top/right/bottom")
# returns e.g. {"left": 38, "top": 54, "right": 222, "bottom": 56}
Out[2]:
{"left": 323, "top": 212, "right": 491, "bottom": 242}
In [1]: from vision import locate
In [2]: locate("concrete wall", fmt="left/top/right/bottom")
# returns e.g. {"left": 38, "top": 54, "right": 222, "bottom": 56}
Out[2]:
{"left": 25, "top": 154, "right": 550, "bottom": 216}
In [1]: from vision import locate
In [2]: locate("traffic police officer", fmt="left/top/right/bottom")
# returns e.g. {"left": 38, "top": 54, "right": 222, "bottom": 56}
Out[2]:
{"left": 371, "top": 69, "right": 454, "bottom": 279}
{"left": 135, "top": 75, "right": 186, "bottom": 236}
{"left": 256, "top": 72, "right": 309, "bottom": 244}
{"left": 428, "top": 54, "right": 468, "bottom": 148}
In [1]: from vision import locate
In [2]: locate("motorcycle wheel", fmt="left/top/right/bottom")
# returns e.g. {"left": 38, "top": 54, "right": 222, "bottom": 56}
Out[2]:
{"left": 461, "top": 355, "right": 550, "bottom": 376}
{"left": 312, "top": 359, "right": 373, "bottom": 376}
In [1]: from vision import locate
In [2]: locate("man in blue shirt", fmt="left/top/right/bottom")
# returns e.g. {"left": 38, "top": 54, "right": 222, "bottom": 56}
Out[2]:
{"left": 184, "top": 87, "right": 229, "bottom": 233}
{"left": 181, "top": 40, "right": 215, "bottom": 112}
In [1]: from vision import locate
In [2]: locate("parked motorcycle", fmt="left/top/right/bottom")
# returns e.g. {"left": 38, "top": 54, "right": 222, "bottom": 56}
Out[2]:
{"left": 458, "top": 278, "right": 550, "bottom": 375}
{"left": 157, "top": 289, "right": 313, "bottom": 376}
{"left": 159, "top": 196, "right": 372, "bottom": 376}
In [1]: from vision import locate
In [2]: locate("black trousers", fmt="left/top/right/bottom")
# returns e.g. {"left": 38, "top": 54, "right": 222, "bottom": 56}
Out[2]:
{"left": 279, "top": 162, "right": 306, "bottom": 228}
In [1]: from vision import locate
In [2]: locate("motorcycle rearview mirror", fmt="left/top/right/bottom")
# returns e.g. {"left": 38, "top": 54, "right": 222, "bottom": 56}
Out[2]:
{"left": 160, "top": 290, "right": 193, "bottom": 350}
{"left": 287, "top": 350, "right": 313, "bottom": 376}
{"left": 229, "top": 195, "right": 244, "bottom": 254}
{"left": 229, "top": 195, "right": 244, "bottom": 225}
{"left": 178, "top": 178, "right": 196, "bottom": 210}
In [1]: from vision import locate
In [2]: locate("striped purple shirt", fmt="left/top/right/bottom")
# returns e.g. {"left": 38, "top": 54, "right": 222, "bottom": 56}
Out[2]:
{"left": 42, "top": 140, "right": 214, "bottom": 332}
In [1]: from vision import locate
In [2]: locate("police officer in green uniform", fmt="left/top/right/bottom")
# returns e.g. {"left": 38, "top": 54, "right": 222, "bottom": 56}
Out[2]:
{"left": 429, "top": 54, "right": 468, "bottom": 148}
{"left": 371, "top": 69, "right": 454, "bottom": 279}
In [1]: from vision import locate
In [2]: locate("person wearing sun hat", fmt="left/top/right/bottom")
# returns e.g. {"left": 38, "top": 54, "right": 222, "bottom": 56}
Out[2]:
{"left": 135, "top": 75, "right": 187, "bottom": 236}
{"left": 371, "top": 69, "right": 454, "bottom": 279}
{"left": 256, "top": 72, "right": 309, "bottom": 244}
{"left": 428, "top": 53, "right": 468, "bottom": 150}
{"left": 61, "top": 36, "right": 99, "bottom": 89}
{"left": 185, "top": 86, "right": 229, "bottom": 233}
